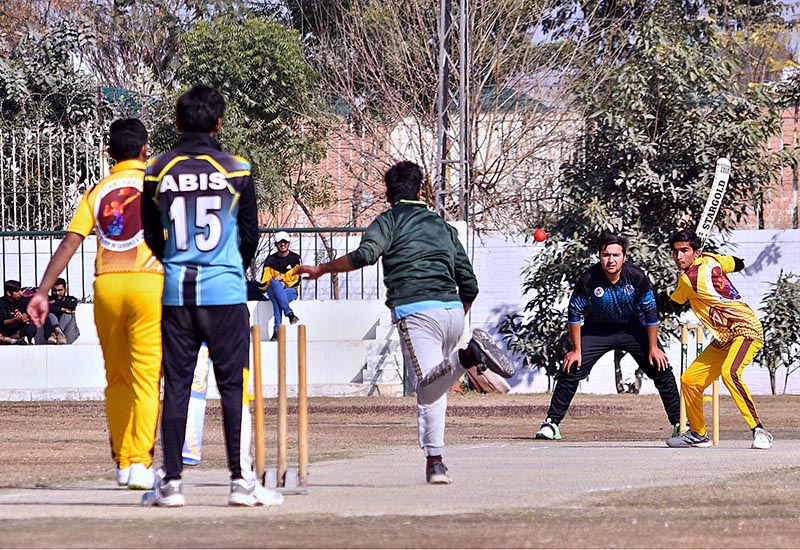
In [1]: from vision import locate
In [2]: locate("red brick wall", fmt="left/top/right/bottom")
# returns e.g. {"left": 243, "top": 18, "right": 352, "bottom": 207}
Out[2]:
{"left": 270, "top": 112, "right": 800, "bottom": 231}
{"left": 740, "top": 108, "right": 800, "bottom": 230}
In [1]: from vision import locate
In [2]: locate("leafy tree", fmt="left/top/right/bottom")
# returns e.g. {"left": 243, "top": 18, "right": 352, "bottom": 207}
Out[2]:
{"left": 0, "top": 14, "right": 98, "bottom": 124}
{"left": 83, "top": 0, "right": 248, "bottom": 91}
{"left": 175, "top": 14, "right": 327, "bottom": 213}
{"left": 281, "top": 0, "right": 350, "bottom": 35}
{"left": 714, "top": 1, "right": 796, "bottom": 228}
{"left": 500, "top": 3, "right": 784, "bottom": 375}
{"left": 172, "top": 13, "right": 342, "bottom": 286}
{"left": 0, "top": 14, "right": 102, "bottom": 231}
{"left": 0, "top": 0, "right": 87, "bottom": 55}
{"left": 757, "top": 271, "right": 800, "bottom": 394}
{"left": 714, "top": 2, "right": 795, "bottom": 87}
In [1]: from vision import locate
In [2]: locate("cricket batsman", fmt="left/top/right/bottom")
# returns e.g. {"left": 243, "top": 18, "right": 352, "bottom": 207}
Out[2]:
{"left": 665, "top": 228, "right": 773, "bottom": 449}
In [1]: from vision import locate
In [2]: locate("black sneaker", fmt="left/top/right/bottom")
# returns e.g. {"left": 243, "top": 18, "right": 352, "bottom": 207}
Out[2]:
{"left": 468, "top": 329, "right": 515, "bottom": 378}
{"left": 270, "top": 332, "right": 278, "bottom": 341}
{"left": 426, "top": 461, "right": 451, "bottom": 485}
{"left": 287, "top": 312, "right": 300, "bottom": 325}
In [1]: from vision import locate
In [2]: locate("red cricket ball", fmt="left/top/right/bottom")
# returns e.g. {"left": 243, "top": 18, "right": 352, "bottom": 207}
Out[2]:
{"left": 533, "top": 228, "right": 547, "bottom": 242}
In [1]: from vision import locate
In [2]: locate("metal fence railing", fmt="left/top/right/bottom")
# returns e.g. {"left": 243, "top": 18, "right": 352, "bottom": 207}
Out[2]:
{"left": 0, "top": 124, "right": 104, "bottom": 232}
{"left": 0, "top": 228, "right": 382, "bottom": 303}
{"left": 254, "top": 228, "right": 382, "bottom": 302}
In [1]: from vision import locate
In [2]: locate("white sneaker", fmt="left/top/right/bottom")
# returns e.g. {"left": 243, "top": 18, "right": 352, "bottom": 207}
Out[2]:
{"left": 127, "top": 463, "right": 155, "bottom": 490}
{"left": 228, "top": 479, "right": 284, "bottom": 507}
{"left": 752, "top": 427, "right": 773, "bottom": 450}
{"left": 535, "top": 418, "right": 562, "bottom": 440}
{"left": 141, "top": 478, "right": 185, "bottom": 507}
{"left": 116, "top": 465, "right": 131, "bottom": 487}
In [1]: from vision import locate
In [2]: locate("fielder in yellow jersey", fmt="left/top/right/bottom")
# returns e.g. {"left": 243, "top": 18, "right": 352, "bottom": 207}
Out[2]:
{"left": 28, "top": 119, "right": 164, "bottom": 489}
{"left": 665, "top": 229, "right": 772, "bottom": 450}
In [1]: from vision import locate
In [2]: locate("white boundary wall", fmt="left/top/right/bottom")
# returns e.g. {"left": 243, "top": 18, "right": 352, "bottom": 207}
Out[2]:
{"left": 468, "top": 229, "right": 800, "bottom": 396}
{"left": 1, "top": 229, "right": 798, "bottom": 399}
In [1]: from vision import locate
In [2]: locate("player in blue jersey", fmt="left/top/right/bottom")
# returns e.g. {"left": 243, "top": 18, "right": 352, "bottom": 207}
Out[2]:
{"left": 140, "top": 85, "right": 282, "bottom": 507}
{"left": 534, "top": 235, "right": 681, "bottom": 440}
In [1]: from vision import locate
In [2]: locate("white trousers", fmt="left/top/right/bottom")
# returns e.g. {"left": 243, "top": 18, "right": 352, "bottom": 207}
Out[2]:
{"left": 396, "top": 308, "right": 467, "bottom": 457}
{"left": 239, "top": 403, "right": 258, "bottom": 482}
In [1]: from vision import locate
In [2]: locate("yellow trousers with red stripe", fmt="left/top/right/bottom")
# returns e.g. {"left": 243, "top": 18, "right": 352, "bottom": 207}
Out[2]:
{"left": 681, "top": 336, "right": 763, "bottom": 436}
{"left": 93, "top": 272, "right": 163, "bottom": 468}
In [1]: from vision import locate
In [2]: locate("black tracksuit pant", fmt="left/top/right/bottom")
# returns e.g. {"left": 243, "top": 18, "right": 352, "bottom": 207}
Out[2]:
{"left": 547, "top": 321, "right": 681, "bottom": 425}
{"left": 160, "top": 303, "right": 250, "bottom": 482}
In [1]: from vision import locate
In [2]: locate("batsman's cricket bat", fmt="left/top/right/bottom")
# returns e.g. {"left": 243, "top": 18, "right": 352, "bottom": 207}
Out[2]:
{"left": 182, "top": 343, "right": 211, "bottom": 466}
{"left": 696, "top": 158, "right": 731, "bottom": 248}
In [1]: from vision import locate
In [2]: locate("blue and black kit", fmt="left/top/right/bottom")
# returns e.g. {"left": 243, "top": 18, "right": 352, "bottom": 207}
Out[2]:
{"left": 547, "top": 262, "right": 680, "bottom": 425}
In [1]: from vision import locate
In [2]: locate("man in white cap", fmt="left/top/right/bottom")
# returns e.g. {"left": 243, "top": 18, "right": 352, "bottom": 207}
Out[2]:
{"left": 259, "top": 231, "right": 301, "bottom": 339}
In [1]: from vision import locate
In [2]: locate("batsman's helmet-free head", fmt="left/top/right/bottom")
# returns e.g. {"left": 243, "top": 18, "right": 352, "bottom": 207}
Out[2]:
{"left": 669, "top": 229, "right": 702, "bottom": 251}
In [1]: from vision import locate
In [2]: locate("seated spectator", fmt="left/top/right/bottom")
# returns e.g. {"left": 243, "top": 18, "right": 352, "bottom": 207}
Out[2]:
{"left": 0, "top": 280, "right": 36, "bottom": 345}
{"left": 259, "top": 231, "right": 301, "bottom": 340}
{"left": 35, "top": 278, "right": 80, "bottom": 345}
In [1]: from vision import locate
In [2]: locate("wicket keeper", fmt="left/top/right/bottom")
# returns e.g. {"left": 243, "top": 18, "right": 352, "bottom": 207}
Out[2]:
{"left": 535, "top": 235, "right": 682, "bottom": 441}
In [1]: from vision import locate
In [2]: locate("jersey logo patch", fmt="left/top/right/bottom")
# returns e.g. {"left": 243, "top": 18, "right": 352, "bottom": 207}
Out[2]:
{"left": 594, "top": 287, "right": 605, "bottom": 297}
{"left": 94, "top": 178, "right": 144, "bottom": 251}
{"left": 711, "top": 266, "right": 741, "bottom": 300}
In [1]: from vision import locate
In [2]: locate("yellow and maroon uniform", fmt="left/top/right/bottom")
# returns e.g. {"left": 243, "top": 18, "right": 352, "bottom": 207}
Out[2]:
{"left": 671, "top": 253, "right": 763, "bottom": 433}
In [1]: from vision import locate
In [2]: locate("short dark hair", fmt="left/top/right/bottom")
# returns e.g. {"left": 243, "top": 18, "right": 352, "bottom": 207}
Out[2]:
{"left": 4, "top": 280, "right": 21, "bottom": 293}
{"left": 176, "top": 85, "right": 226, "bottom": 133}
{"left": 54, "top": 278, "right": 67, "bottom": 288}
{"left": 598, "top": 234, "right": 628, "bottom": 256}
{"left": 669, "top": 229, "right": 702, "bottom": 251}
{"left": 384, "top": 161, "right": 423, "bottom": 203}
{"left": 108, "top": 119, "right": 148, "bottom": 161}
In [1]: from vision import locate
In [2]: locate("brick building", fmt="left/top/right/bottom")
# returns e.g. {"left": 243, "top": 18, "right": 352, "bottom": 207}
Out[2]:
{"left": 758, "top": 107, "right": 800, "bottom": 229}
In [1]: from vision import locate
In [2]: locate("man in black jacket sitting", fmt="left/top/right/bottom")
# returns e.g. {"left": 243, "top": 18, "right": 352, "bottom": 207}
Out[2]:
{"left": 39, "top": 277, "right": 81, "bottom": 344}
{"left": 0, "top": 279, "right": 36, "bottom": 345}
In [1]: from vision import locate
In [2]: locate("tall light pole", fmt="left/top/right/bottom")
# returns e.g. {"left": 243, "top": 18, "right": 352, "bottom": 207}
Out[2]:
{"left": 435, "top": 0, "right": 470, "bottom": 223}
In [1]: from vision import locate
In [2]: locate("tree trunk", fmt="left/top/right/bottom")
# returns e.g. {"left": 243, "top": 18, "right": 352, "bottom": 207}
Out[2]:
{"left": 793, "top": 103, "right": 798, "bottom": 229}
